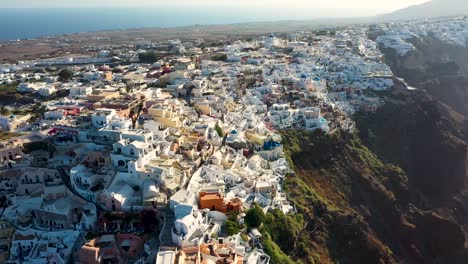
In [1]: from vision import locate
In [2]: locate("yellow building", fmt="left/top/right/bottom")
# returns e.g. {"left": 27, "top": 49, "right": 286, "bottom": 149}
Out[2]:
{"left": 87, "top": 91, "right": 120, "bottom": 103}
{"left": 246, "top": 131, "right": 268, "bottom": 146}
{"left": 148, "top": 107, "right": 182, "bottom": 128}
{"left": 195, "top": 102, "right": 212, "bottom": 116}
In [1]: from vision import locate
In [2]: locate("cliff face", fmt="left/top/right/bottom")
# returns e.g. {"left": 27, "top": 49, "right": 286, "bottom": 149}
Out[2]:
{"left": 356, "top": 88, "right": 467, "bottom": 201}
{"left": 280, "top": 122, "right": 468, "bottom": 263}
{"left": 278, "top": 74, "right": 468, "bottom": 262}
{"left": 380, "top": 36, "right": 468, "bottom": 117}
{"left": 269, "top": 28, "right": 468, "bottom": 264}
{"left": 355, "top": 76, "right": 468, "bottom": 256}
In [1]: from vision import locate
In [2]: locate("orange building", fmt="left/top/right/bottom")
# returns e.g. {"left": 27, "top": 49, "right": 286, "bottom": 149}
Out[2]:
{"left": 199, "top": 192, "right": 242, "bottom": 213}
{"left": 199, "top": 192, "right": 225, "bottom": 212}
{"left": 226, "top": 198, "right": 243, "bottom": 213}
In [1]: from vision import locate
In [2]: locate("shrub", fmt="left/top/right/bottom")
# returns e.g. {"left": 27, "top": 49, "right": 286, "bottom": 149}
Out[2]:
{"left": 225, "top": 220, "right": 240, "bottom": 236}
{"left": 139, "top": 51, "right": 159, "bottom": 63}
{"left": 58, "top": 68, "right": 74, "bottom": 81}
{"left": 215, "top": 122, "right": 224, "bottom": 137}
{"left": 244, "top": 203, "right": 265, "bottom": 228}
{"left": 211, "top": 53, "right": 227, "bottom": 61}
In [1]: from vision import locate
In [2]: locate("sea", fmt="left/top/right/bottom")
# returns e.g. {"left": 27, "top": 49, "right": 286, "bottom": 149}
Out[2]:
{"left": 0, "top": 7, "right": 298, "bottom": 41}
{"left": 0, "top": 7, "right": 362, "bottom": 41}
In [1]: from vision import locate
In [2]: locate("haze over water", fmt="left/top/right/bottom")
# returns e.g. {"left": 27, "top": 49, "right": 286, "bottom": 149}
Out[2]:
{"left": 0, "top": 0, "right": 432, "bottom": 40}
{"left": 0, "top": 7, "right": 378, "bottom": 40}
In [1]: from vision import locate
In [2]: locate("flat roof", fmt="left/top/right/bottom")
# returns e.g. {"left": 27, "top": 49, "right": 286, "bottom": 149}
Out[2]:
{"left": 200, "top": 193, "right": 222, "bottom": 200}
{"left": 156, "top": 251, "right": 176, "bottom": 264}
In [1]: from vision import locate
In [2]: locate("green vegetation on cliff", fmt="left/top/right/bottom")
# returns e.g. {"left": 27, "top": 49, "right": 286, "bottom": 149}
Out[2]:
{"left": 278, "top": 129, "right": 408, "bottom": 263}
{"left": 277, "top": 94, "right": 468, "bottom": 264}
{"left": 242, "top": 204, "right": 301, "bottom": 264}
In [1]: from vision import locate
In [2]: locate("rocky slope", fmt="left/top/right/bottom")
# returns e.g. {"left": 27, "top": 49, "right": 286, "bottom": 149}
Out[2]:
{"left": 277, "top": 127, "right": 466, "bottom": 263}
{"left": 257, "top": 22, "right": 468, "bottom": 264}
{"left": 378, "top": 35, "right": 468, "bottom": 117}
{"left": 379, "top": 0, "right": 468, "bottom": 21}
{"left": 357, "top": 84, "right": 467, "bottom": 199}
{"left": 272, "top": 79, "right": 468, "bottom": 263}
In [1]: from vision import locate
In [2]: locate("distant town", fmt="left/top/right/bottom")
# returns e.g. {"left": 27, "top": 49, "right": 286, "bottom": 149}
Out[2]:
{"left": 0, "top": 15, "right": 466, "bottom": 264}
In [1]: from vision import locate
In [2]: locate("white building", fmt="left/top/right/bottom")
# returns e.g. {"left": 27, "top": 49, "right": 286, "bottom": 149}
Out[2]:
{"left": 70, "top": 84, "right": 93, "bottom": 97}
{"left": 91, "top": 108, "right": 117, "bottom": 128}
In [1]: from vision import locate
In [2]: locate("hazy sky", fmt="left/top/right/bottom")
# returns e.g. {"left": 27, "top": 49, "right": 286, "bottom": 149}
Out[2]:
{"left": 1, "top": 0, "right": 430, "bottom": 15}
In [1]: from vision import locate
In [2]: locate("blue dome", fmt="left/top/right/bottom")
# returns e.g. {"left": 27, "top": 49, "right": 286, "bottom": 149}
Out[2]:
{"left": 269, "top": 33, "right": 275, "bottom": 38}
{"left": 300, "top": 74, "right": 307, "bottom": 79}
{"left": 313, "top": 77, "right": 321, "bottom": 81}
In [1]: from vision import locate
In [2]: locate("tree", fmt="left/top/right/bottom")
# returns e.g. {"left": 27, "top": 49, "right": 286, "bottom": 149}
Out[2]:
{"left": 31, "top": 103, "right": 47, "bottom": 120}
{"left": 131, "top": 97, "right": 145, "bottom": 129}
{"left": 214, "top": 122, "right": 224, "bottom": 137}
{"left": 0, "top": 106, "right": 10, "bottom": 116}
{"left": 53, "top": 89, "right": 70, "bottom": 99}
{"left": 139, "top": 51, "right": 159, "bottom": 63}
{"left": 58, "top": 68, "right": 74, "bottom": 81}
{"left": 245, "top": 203, "right": 265, "bottom": 228}
{"left": 225, "top": 220, "right": 240, "bottom": 236}
{"left": 211, "top": 53, "right": 227, "bottom": 61}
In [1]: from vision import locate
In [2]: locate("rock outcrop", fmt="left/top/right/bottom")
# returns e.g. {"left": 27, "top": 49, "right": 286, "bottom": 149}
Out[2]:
{"left": 279, "top": 114, "right": 467, "bottom": 263}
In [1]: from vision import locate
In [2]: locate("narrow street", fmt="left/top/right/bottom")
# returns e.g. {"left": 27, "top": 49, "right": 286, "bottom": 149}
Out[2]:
{"left": 57, "top": 166, "right": 106, "bottom": 211}
{"left": 159, "top": 208, "right": 175, "bottom": 247}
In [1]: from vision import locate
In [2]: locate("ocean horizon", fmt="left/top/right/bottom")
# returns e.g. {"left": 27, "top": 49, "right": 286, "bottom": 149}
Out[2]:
{"left": 0, "top": 7, "right": 370, "bottom": 41}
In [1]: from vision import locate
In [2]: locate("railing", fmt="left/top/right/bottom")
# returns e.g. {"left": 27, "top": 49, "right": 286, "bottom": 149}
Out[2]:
{"left": 53, "top": 138, "right": 78, "bottom": 146}
{"left": 73, "top": 178, "right": 91, "bottom": 191}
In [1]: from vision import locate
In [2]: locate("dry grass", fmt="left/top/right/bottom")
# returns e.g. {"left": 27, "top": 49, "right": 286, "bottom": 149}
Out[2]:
{"left": 0, "top": 131, "right": 23, "bottom": 141}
